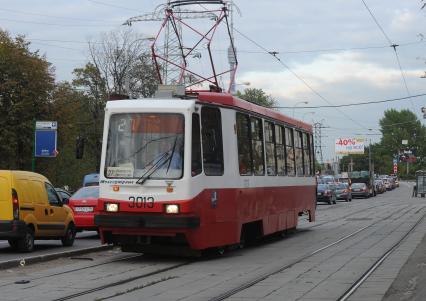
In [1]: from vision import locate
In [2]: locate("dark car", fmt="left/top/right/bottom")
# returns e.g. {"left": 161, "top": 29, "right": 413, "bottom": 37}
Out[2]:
{"left": 335, "top": 183, "right": 352, "bottom": 202}
{"left": 317, "top": 184, "right": 337, "bottom": 205}
{"left": 55, "top": 188, "right": 72, "bottom": 204}
{"left": 351, "top": 183, "right": 369, "bottom": 198}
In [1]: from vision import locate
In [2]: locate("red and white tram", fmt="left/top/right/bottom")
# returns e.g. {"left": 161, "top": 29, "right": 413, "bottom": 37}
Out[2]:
{"left": 95, "top": 91, "right": 316, "bottom": 255}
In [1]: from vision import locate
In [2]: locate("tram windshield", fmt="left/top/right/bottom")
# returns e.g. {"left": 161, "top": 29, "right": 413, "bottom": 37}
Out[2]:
{"left": 105, "top": 113, "right": 184, "bottom": 180}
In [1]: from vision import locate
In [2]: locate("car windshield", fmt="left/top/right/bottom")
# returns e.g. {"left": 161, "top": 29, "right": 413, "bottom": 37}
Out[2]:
{"left": 318, "top": 184, "right": 328, "bottom": 189}
{"left": 71, "top": 186, "right": 99, "bottom": 199}
{"left": 337, "top": 184, "right": 347, "bottom": 189}
{"left": 352, "top": 183, "right": 365, "bottom": 188}
{"left": 105, "top": 113, "right": 184, "bottom": 180}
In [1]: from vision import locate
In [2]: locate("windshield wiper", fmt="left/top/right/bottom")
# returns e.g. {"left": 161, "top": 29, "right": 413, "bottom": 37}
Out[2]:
{"left": 136, "top": 152, "right": 171, "bottom": 185}
{"left": 165, "top": 135, "right": 179, "bottom": 174}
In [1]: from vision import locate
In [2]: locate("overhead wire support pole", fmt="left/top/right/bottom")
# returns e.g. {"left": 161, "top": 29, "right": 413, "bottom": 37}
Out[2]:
{"left": 126, "top": 0, "right": 237, "bottom": 91}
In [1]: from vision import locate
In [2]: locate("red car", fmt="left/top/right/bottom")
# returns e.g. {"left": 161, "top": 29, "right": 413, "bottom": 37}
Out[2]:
{"left": 68, "top": 186, "right": 99, "bottom": 231}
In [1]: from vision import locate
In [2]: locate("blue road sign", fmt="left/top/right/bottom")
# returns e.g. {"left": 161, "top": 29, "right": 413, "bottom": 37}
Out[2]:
{"left": 35, "top": 130, "right": 57, "bottom": 157}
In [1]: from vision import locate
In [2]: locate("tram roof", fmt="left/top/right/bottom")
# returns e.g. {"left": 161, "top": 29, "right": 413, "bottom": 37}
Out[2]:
{"left": 105, "top": 93, "right": 312, "bottom": 132}
{"left": 197, "top": 92, "right": 312, "bottom": 132}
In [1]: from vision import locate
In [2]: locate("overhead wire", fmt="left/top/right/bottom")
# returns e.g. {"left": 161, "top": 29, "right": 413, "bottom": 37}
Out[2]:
{"left": 360, "top": 0, "right": 393, "bottom": 45}
{"left": 20, "top": 38, "right": 426, "bottom": 54}
{"left": 273, "top": 93, "right": 426, "bottom": 109}
{"left": 86, "top": 0, "right": 141, "bottom": 12}
{"left": 360, "top": 0, "right": 415, "bottom": 109}
{"left": 0, "top": 17, "right": 115, "bottom": 28}
{"left": 0, "top": 8, "right": 112, "bottom": 23}
{"left": 30, "top": 42, "right": 85, "bottom": 52}
{"left": 233, "top": 27, "right": 371, "bottom": 131}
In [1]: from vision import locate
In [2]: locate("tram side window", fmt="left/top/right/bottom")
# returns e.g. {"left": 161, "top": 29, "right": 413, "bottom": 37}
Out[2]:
{"left": 303, "top": 133, "right": 311, "bottom": 175}
{"left": 265, "top": 121, "right": 276, "bottom": 176}
{"left": 201, "top": 107, "right": 224, "bottom": 176}
{"left": 236, "top": 113, "right": 253, "bottom": 175}
{"left": 251, "top": 117, "right": 265, "bottom": 176}
{"left": 191, "top": 113, "right": 202, "bottom": 176}
{"left": 295, "top": 131, "right": 304, "bottom": 176}
{"left": 275, "top": 125, "right": 286, "bottom": 176}
{"left": 285, "top": 128, "right": 295, "bottom": 175}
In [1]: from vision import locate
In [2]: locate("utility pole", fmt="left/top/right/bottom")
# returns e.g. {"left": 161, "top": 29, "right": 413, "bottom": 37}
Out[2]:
{"left": 313, "top": 122, "right": 325, "bottom": 172}
{"left": 124, "top": 1, "right": 223, "bottom": 86}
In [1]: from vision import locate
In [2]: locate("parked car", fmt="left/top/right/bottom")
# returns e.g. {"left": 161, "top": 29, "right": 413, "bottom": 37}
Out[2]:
{"left": 68, "top": 186, "right": 99, "bottom": 232}
{"left": 0, "top": 170, "right": 76, "bottom": 252}
{"left": 83, "top": 173, "right": 99, "bottom": 187}
{"left": 335, "top": 183, "right": 352, "bottom": 202}
{"left": 374, "top": 180, "right": 385, "bottom": 194}
{"left": 394, "top": 178, "right": 400, "bottom": 187}
{"left": 317, "top": 184, "right": 337, "bottom": 205}
{"left": 351, "top": 183, "right": 370, "bottom": 199}
{"left": 55, "top": 188, "right": 72, "bottom": 204}
{"left": 383, "top": 179, "right": 392, "bottom": 191}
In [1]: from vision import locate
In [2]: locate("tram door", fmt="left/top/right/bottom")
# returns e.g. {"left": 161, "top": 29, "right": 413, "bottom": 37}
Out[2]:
{"left": 201, "top": 107, "right": 227, "bottom": 222}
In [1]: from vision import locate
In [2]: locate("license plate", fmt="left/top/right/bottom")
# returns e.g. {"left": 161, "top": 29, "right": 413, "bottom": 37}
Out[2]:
{"left": 317, "top": 193, "right": 322, "bottom": 196}
{"left": 354, "top": 189, "right": 360, "bottom": 192}
{"left": 74, "top": 207, "right": 94, "bottom": 213}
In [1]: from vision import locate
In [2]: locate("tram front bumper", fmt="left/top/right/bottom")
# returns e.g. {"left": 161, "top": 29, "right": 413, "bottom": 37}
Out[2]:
{"left": 94, "top": 214, "right": 200, "bottom": 229}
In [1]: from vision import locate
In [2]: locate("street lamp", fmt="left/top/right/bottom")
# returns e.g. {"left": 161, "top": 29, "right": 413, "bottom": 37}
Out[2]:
{"left": 292, "top": 101, "right": 309, "bottom": 118}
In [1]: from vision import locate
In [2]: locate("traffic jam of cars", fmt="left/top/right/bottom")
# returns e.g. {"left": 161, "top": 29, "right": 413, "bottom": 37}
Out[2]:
{"left": 316, "top": 172, "right": 399, "bottom": 205}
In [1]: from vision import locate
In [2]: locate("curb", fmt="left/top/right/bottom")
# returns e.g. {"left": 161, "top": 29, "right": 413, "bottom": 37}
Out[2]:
{"left": 0, "top": 244, "right": 113, "bottom": 270}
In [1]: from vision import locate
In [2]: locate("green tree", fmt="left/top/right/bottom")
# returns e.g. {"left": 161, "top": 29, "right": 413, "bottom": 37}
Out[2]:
{"left": 0, "top": 30, "right": 54, "bottom": 169}
{"left": 37, "top": 83, "right": 100, "bottom": 189}
{"left": 72, "top": 63, "right": 108, "bottom": 172}
{"left": 235, "top": 88, "right": 276, "bottom": 108}
{"left": 379, "top": 109, "right": 425, "bottom": 161}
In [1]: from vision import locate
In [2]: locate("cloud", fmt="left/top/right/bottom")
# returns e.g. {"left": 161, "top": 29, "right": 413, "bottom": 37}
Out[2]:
{"left": 238, "top": 51, "right": 424, "bottom": 105}
{"left": 391, "top": 9, "right": 418, "bottom": 32}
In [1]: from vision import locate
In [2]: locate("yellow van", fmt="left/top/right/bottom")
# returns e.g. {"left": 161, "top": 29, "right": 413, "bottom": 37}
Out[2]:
{"left": 0, "top": 170, "right": 75, "bottom": 252}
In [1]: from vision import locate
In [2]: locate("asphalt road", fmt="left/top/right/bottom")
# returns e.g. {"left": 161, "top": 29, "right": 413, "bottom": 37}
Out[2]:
{"left": 0, "top": 182, "right": 425, "bottom": 301}
{"left": 0, "top": 231, "right": 102, "bottom": 263}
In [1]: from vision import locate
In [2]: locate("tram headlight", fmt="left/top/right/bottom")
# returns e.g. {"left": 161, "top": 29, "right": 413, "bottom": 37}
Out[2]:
{"left": 165, "top": 204, "right": 179, "bottom": 214}
{"left": 105, "top": 203, "right": 119, "bottom": 212}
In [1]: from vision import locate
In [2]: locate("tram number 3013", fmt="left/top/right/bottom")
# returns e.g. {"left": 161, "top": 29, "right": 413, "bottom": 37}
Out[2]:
{"left": 128, "top": 196, "right": 154, "bottom": 208}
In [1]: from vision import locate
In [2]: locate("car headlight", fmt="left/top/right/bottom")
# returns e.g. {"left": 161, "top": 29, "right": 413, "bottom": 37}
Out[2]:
{"left": 105, "top": 203, "right": 119, "bottom": 212}
{"left": 165, "top": 204, "right": 179, "bottom": 214}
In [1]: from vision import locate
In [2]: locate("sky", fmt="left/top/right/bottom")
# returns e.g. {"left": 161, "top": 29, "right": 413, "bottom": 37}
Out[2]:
{"left": 1, "top": 0, "right": 426, "bottom": 162}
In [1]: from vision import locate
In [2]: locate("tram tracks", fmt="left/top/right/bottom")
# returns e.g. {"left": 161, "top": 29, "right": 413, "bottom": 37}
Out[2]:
{"left": 52, "top": 261, "right": 191, "bottom": 301}
{"left": 1, "top": 197, "right": 412, "bottom": 301}
{"left": 336, "top": 209, "right": 426, "bottom": 301}
{"left": 0, "top": 253, "right": 145, "bottom": 289}
{"left": 207, "top": 205, "right": 425, "bottom": 301}
{"left": 48, "top": 204, "right": 413, "bottom": 301}
{"left": 306, "top": 201, "right": 398, "bottom": 230}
